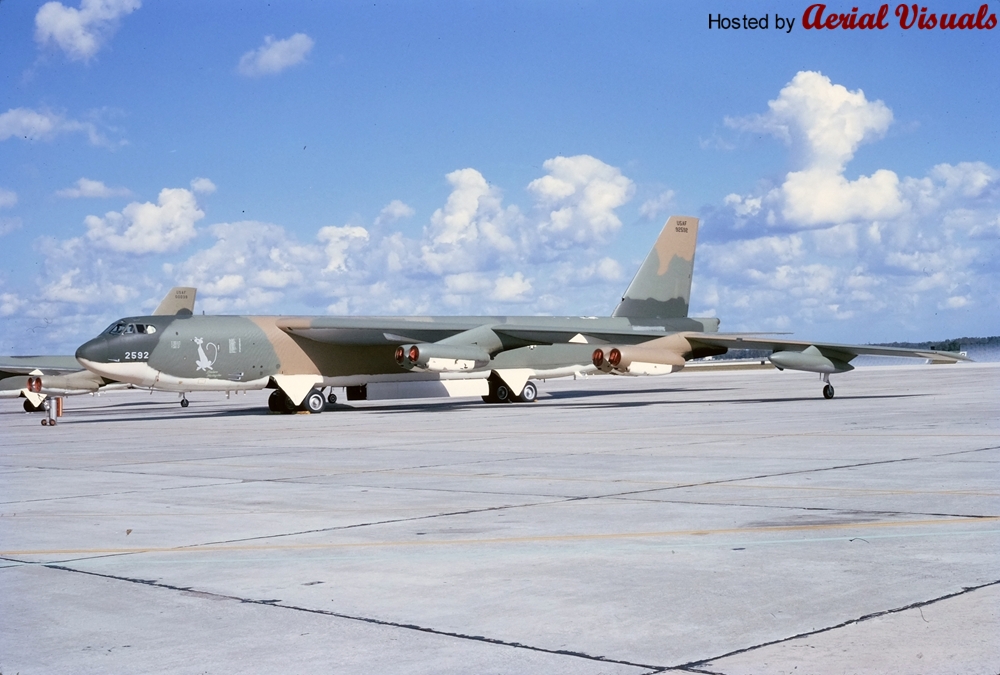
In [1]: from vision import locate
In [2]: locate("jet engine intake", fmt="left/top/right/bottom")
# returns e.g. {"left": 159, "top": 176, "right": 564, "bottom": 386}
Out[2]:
{"left": 396, "top": 343, "right": 491, "bottom": 373}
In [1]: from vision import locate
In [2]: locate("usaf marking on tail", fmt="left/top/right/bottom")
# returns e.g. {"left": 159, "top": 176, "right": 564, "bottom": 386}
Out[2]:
{"left": 74, "top": 216, "right": 968, "bottom": 414}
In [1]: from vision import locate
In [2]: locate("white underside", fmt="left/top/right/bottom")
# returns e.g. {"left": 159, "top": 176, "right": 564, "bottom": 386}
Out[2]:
{"left": 77, "top": 359, "right": 605, "bottom": 399}
{"left": 614, "top": 363, "right": 684, "bottom": 376}
{"left": 78, "top": 359, "right": 271, "bottom": 392}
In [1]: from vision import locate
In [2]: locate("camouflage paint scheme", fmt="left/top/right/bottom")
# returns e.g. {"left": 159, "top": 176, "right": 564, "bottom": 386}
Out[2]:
{"left": 74, "top": 216, "right": 969, "bottom": 411}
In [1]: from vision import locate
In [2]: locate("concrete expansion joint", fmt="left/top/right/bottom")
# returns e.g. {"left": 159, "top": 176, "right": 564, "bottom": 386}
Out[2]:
{"left": 30, "top": 560, "right": 675, "bottom": 670}
{"left": 618, "top": 496, "right": 997, "bottom": 520}
{"left": 175, "top": 498, "right": 576, "bottom": 550}
{"left": 674, "top": 578, "right": 1000, "bottom": 672}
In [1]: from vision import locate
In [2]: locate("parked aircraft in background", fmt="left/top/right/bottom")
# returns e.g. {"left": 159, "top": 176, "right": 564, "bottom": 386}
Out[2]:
{"left": 74, "top": 216, "right": 968, "bottom": 414}
{"left": 0, "top": 356, "right": 108, "bottom": 412}
{"left": 2, "top": 287, "right": 198, "bottom": 412}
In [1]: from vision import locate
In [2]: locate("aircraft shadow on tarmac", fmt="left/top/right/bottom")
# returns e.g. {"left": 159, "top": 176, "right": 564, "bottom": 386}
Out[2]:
{"left": 42, "top": 389, "right": 926, "bottom": 425}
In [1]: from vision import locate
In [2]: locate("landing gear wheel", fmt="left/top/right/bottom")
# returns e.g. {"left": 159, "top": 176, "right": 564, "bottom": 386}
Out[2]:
{"left": 327, "top": 392, "right": 338, "bottom": 405}
{"left": 41, "top": 418, "right": 49, "bottom": 426}
{"left": 302, "top": 389, "right": 325, "bottom": 414}
{"left": 180, "top": 397, "right": 189, "bottom": 408}
{"left": 268, "top": 390, "right": 283, "bottom": 412}
{"left": 281, "top": 392, "right": 298, "bottom": 414}
{"left": 823, "top": 384, "right": 835, "bottom": 399}
{"left": 495, "top": 384, "right": 511, "bottom": 403}
{"left": 516, "top": 381, "right": 538, "bottom": 403}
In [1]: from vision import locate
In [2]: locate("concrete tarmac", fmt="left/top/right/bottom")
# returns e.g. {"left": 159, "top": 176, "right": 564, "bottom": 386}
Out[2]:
{"left": 1, "top": 363, "right": 998, "bottom": 674}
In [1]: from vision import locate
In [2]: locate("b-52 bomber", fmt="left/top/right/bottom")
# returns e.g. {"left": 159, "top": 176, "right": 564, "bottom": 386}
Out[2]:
{"left": 74, "top": 216, "right": 968, "bottom": 413}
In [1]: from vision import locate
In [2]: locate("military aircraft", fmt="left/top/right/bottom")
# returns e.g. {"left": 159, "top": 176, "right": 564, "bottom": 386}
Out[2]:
{"left": 74, "top": 216, "right": 968, "bottom": 413}
{"left": 2, "top": 287, "right": 198, "bottom": 412}
{"left": 0, "top": 355, "right": 108, "bottom": 412}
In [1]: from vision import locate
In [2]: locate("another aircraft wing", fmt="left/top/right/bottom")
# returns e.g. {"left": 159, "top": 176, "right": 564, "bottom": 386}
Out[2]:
{"left": 0, "top": 355, "right": 87, "bottom": 376}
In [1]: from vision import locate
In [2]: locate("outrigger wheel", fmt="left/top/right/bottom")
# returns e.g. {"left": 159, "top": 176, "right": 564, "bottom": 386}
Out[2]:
{"left": 823, "top": 383, "right": 835, "bottom": 399}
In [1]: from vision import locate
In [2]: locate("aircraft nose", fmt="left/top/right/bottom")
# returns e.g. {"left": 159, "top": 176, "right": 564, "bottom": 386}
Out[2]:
{"left": 76, "top": 337, "right": 109, "bottom": 365}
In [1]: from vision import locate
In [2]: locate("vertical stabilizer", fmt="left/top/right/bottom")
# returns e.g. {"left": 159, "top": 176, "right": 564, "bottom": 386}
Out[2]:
{"left": 612, "top": 215, "right": 699, "bottom": 320}
{"left": 153, "top": 287, "right": 197, "bottom": 316}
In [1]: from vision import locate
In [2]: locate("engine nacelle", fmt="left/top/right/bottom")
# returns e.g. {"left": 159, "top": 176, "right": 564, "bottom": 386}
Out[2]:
{"left": 395, "top": 343, "right": 491, "bottom": 373}
{"left": 769, "top": 346, "right": 854, "bottom": 374}
{"left": 27, "top": 373, "right": 102, "bottom": 395}
{"left": 592, "top": 345, "right": 686, "bottom": 376}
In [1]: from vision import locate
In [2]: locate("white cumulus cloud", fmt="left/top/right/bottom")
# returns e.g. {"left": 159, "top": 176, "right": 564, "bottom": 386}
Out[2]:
{"left": 85, "top": 187, "right": 203, "bottom": 254}
{"left": 638, "top": 190, "right": 675, "bottom": 220}
{"left": 0, "top": 189, "right": 17, "bottom": 209}
{"left": 528, "top": 155, "right": 634, "bottom": 246}
{"left": 0, "top": 292, "right": 26, "bottom": 317}
{"left": 318, "top": 225, "right": 369, "bottom": 273}
{"left": 727, "top": 71, "right": 903, "bottom": 228}
{"left": 0, "top": 107, "right": 108, "bottom": 145}
{"left": 491, "top": 272, "right": 532, "bottom": 302}
{"left": 190, "top": 177, "right": 217, "bottom": 194}
{"left": 238, "top": 33, "right": 314, "bottom": 77}
{"left": 35, "top": 0, "right": 141, "bottom": 62}
{"left": 176, "top": 221, "right": 320, "bottom": 306}
{"left": 56, "top": 177, "right": 130, "bottom": 198}
{"left": 374, "top": 199, "right": 415, "bottom": 226}
{"left": 699, "top": 73, "right": 1000, "bottom": 338}
{"left": 421, "top": 168, "right": 519, "bottom": 275}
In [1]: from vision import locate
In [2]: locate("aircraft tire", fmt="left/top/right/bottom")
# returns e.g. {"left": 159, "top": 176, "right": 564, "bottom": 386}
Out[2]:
{"left": 327, "top": 392, "right": 338, "bottom": 405}
{"left": 268, "top": 390, "right": 283, "bottom": 412}
{"left": 516, "top": 381, "right": 538, "bottom": 403}
{"left": 823, "top": 384, "right": 835, "bottom": 399}
{"left": 495, "top": 384, "right": 511, "bottom": 403}
{"left": 180, "top": 398, "right": 189, "bottom": 408}
{"left": 41, "top": 418, "right": 48, "bottom": 426}
{"left": 280, "top": 392, "right": 298, "bottom": 414}
{"left": 303, "top": 389, "right": 325, "bottom": 414}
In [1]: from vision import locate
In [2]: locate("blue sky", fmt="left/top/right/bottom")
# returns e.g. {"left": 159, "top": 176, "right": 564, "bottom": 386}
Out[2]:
{"left": 1, "top": 0, "right": 998, "bottom": 353}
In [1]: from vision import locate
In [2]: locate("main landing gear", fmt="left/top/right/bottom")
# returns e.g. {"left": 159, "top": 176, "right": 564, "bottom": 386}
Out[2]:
{"left": 180, "top": 393, "right": 190, "bottom": 408}
{"left": 268, "top": 388, "right": 329, "bottom": 414}
{"left": 482, "top": 375, "right": 538, "bottom": 404}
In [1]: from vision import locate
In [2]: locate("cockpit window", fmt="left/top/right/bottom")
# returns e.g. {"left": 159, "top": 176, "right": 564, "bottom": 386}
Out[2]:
{"left": 104, "top": 321, "right": 155, "bottom": 335}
